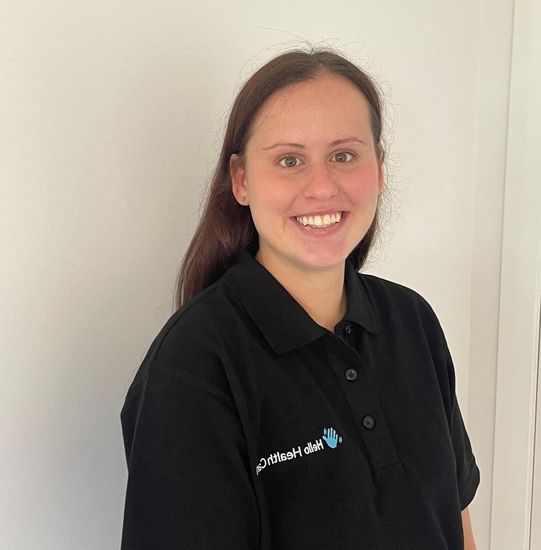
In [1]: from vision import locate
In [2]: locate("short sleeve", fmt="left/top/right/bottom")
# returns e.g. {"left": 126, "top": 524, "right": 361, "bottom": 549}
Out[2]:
{"left": 120, "top": 358, "right": 259, "bottom": 549}
{"left": 449, "top": 382, "right": 481, "bottom": 510}
{"left": 423, "top": 300, "right": 481, "bottom": 511}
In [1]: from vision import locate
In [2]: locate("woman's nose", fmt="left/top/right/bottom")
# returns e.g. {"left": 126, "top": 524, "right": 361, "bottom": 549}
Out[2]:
{"left": 303, "top": 162, "right": 339, "bottom": 199}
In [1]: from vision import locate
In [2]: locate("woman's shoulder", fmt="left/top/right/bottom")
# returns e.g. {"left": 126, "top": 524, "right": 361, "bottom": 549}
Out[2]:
{"left": 359, "top": 272, "right": 433, "bottom": 306}
{"left": 121, "top": 283, "right": 239, "bottom": 459}
{"left": 356, "top": 273, "right": 454, "bottom": 386}
{"left": 357, "top": 272, "right": 443, "bottom": 330}
{"left": 127, "top": 281, "right": 237, "bottom": 389}
{"left": 154, "top": 281, "right": 235, "bottom": 360}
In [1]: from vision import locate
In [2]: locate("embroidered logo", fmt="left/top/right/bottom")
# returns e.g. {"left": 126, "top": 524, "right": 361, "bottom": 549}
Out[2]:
{"left": 322, "top": 426, "right": 343, "bottom": 448}
{"left": 255, "top": 426, "right": 343, "bottom": 476}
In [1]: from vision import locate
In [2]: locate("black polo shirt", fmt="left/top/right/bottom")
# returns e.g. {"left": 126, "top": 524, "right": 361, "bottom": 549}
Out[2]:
{"left": 120, "top": 247, "right": 480, "bottom": 549}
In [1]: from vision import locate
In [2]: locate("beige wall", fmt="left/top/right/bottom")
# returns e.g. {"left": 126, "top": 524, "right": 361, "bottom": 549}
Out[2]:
{"left": 0, "top": 1, "right": 515, "bottom": 548}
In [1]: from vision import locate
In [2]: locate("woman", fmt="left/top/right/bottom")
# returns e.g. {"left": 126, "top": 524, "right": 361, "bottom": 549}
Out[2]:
{"left": 120, "top": 48, "right": 480, "bottom": 549}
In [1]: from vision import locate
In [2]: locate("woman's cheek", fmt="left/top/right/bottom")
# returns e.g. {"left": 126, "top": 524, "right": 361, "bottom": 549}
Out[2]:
{"left": 347, "top": 170, "right": 380, "bottom": 203}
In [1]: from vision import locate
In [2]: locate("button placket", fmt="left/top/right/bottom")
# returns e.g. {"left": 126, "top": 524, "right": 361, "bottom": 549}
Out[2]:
{"left": 325, "top": 338, "right": 401, "bottom": 473}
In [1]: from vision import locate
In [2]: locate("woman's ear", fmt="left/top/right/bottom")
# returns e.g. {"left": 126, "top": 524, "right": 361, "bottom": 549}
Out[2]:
{"left": 376, "top": 145, "right": 385, "bottom": 192}
{"left": 229, "top": 153, "right": 248, "bottom": 205}
{"left": 377, "top": 157, "right": 384, "bottom": 192}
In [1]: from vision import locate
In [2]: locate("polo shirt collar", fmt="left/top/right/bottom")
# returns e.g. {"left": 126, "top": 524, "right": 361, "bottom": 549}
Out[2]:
{"left": 224, "top": 248, "right": 381, "bottom": 354}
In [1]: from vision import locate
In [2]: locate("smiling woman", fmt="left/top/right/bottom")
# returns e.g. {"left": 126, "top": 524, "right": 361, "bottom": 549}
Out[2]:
{"left": 229, "top": 72, "right": 383, "bottom": 292}
{"left": 120, "top": 47, "right": 480, "bottom": 549}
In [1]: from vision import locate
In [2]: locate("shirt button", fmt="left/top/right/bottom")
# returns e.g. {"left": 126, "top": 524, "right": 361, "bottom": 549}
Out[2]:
{"left": 344, "top": 323, "right": 352, "bottom": 335}
{"left": 345, "top": 368, "right": 358, "bottom": 381}
{"left": 362, "top": 415, "right": 375, "bottom": 430}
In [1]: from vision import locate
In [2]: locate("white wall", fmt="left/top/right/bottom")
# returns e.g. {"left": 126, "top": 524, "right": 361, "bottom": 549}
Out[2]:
{"left": 0, "top": 1, "right": 513, "bottom": 548}
{"left": 492, "top": 0, "right": 541, "bottom": 547}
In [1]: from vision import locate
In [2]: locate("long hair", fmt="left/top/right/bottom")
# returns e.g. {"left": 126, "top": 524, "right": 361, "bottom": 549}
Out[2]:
{"left": 175, "top": 47, "right": 386, "bottom": 309}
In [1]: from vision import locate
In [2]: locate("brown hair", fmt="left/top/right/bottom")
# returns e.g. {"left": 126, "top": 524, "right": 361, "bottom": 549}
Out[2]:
{"left": 175, "top": 47, "right": 386, "bottom": 309}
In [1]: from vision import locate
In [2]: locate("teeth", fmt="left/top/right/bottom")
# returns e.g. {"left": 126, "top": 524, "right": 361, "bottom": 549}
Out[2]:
{"left": 295, "top": 211, "right": 343, "bottom": 228}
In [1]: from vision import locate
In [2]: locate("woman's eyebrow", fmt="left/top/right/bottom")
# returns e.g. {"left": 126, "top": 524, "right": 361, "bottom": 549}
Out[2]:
{"left": 260, "top": 137, "right": 367, "bottom": 150}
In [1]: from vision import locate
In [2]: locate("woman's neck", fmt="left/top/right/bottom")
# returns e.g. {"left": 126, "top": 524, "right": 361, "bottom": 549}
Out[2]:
{"left": 255, "top": 250, "right": 347, "bottom": 332}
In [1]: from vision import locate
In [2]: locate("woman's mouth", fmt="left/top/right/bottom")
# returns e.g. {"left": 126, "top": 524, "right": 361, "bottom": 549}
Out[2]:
{"left": 291, "top": 211, "right": 348, "bottom": 234}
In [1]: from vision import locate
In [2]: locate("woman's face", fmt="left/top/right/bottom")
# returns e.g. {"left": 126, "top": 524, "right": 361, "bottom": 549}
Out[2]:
{"left": 230, "top": 72, "right": 383, "bottom": 277}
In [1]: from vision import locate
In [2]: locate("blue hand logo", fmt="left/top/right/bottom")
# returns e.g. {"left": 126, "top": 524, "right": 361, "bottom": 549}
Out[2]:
{"left": 322, "top": 427, "right": 343, "bottom": 449}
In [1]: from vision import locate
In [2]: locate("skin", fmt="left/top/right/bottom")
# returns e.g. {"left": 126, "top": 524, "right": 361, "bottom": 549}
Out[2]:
{"left": 230, "top": 72, "right": 383, "bottom": 331}
{"left": 230, "top": 73, "right": 477, "bottom": 546}
{"left": 462, "top": 507, "right": 477, "bottom": 549}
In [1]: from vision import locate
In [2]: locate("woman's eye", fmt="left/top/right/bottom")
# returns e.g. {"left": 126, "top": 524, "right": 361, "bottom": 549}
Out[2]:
{"left": 278, "top": 155, "right": 300, "bottom": 168}
{"left": 278, "top": 151, "right": 355, "bottom": 167}
{"left": 333, "top": 151, "right": 354, "bottom": 162}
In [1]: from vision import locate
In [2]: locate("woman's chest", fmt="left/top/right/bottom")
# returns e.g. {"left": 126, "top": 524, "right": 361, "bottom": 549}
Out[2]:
{"left": 224, "top": 334, "right": 458, "bottom": 548}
